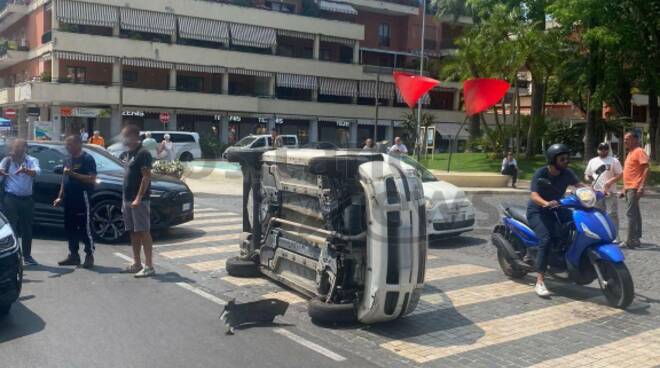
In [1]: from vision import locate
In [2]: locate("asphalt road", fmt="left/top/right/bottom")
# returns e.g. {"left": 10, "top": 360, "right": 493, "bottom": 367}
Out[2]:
{"left": 1, "top": 192, "right": 659, "bottom": 368}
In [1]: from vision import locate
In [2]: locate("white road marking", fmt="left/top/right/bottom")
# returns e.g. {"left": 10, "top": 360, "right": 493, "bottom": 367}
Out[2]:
{"left": 154, "top": 233, "right": 240, "bottom": 248}
{"left": 175, "top": 282, "right": 227, "bottom": 306}
{"left": 113, "top": 252, "right": 134, "bottom": 263}
{"left": 274, "top": 328, "right": 347, "bottom": 362}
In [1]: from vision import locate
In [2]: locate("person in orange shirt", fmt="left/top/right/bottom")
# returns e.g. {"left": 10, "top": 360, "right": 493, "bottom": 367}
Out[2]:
{"left": 88, "top": 130, "right": 105, "bottom": 147}
{"left": 621, "top": 132, "right": 650, "bottom": 248}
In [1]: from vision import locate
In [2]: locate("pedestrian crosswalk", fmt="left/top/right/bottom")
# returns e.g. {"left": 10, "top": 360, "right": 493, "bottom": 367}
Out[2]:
{"left": 155, "top": 205, "right": 657, "bottom": 367}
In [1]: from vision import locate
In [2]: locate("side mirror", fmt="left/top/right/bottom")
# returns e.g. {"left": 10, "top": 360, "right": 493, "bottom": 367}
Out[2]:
{"left": 53, "top": 165, "right": 64, "bottom": 175}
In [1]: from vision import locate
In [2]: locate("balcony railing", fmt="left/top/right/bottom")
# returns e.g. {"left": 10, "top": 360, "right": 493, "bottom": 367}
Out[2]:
{"left": 0, "top": 0, "right": 31, "bottom": 13}
{"left": 0, "top": 39, "right": 29, "bottom": 57}
{"left": 362, "top": 65, "right": 429, "bottom": 76}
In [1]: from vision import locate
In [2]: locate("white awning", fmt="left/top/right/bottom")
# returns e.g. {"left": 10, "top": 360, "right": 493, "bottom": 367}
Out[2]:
{"left": 318, "top": 1, "right": 358, "bottom": 15}
{"left": 319, "top": 35, "right": 355, "bottom": 47}
{"left": 120, "top": 8, "right": 176, "bottom": 35}
{"left": 229, "top": 23, "right": 277, "bottom": 49}
{"left": 396, "top": 89, "right": 431, "bottom": 105}
{"left": 176, "top": 64, "right": 225, "bottom": 74}
{"left": 51, "top": 51, "right": 115, "bottom": 64}
{"left": 276, "top": 73, "right": 317, "bottom": 90}
{"left": 435, "top": 123, "right": 469, "bottom": 139}
{"left": 359, "top": 81, "right": 395, "bottom": 99}
{"left": 319, "top": 78, "right": 357, "bottom": 97}
{"left": 123, "top": 58, "right": 172, "bottom": 69}
{"left": 276, "top": 29, "right": 315, "bottom": 41}
{"left": 56, "top": 0, "right": 118, "bottom": 28}
{"left": 227, "top": 68, "right": 272, "bottom": 78}
{"left": 178, "top": 16, "right": 229, "bottom": 44}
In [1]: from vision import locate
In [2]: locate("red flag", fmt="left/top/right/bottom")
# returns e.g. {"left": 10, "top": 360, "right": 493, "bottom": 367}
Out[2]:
{"left": 463, "top": 78, "right": 510, "bottom": 116}
{"left": 393, "top": 72, "right": 440, "bottom": 109}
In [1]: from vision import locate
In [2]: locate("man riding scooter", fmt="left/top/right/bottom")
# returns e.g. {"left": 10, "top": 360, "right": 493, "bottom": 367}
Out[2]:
{"left": 527, "top": 144, "right": 583, "bottom": 297}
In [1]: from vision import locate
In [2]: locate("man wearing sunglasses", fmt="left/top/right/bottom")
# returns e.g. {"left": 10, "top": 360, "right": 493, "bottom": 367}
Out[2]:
{"left": 584, "top": 142, "right": 622, "bottom": 237}
{"left": 527, "top": 143, "right": 581, "bottom": 297}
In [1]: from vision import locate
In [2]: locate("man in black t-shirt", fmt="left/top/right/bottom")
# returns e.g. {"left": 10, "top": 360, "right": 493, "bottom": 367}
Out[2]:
{"left": 118, "top": 125, "right": 155, "bottom": 278}
{"left": 527, "top": 144, "right": 582, "bottom": 298}
{"left": 54, "top": 135, "right": 97, "bottom": 268}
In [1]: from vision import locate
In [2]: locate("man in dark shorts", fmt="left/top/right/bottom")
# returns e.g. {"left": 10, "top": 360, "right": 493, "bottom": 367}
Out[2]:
{"left": 527, "top": 143, "right": 582, "bottom": 297}
{"left": 119, "top": 125, "right": 155, "bottom": 278}
{"left": 55, "top": 135, "right": 97, "bottom": 268}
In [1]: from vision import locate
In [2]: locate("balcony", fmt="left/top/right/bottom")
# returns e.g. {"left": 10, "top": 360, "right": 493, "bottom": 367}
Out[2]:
{"left": 0, "top": 0, "right": 30, "bottom": 33}
{"left": 338, "top": 0, "right": 418, "bottom": 15}
{"left": 41, "top": 31, "right": 52, "bottom": 44}
{"left": 0, "top": 39, "right": 29, "bottom": 68}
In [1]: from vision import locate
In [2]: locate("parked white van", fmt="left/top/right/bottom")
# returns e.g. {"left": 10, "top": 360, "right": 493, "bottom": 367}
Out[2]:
{"left": 222, "top": 134, "right": 299, "bottom": 159}
{"left": 108, "top": 131, "right": 202, "bottom": 161}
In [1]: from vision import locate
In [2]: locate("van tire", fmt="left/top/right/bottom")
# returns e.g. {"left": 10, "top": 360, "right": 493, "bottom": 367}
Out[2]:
{"left": 180, "top": 152, "right": 194, "bottom": 162}
{"left": 225, "top": 257, "right": 261, "bottom": 278}
{"left": 308, "top": 297, "right": 357, "bottom": 324}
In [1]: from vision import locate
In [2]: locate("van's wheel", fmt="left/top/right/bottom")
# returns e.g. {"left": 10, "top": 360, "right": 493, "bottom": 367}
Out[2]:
{"left": 0, "top": 304, "right": 11, "bottom": 316}
{"left": 225, "top": 257, "right": 261, "bottom": 278}
{"left": 180, "top": 152, "right": 194, "bottom": 162}
{"left": 497, "top": 248, "right": 527, "bottom": 279}
{"left": 308, "top": 297, "right": 357, "bottom": 324}
{"left": 598, "top": 261, "right": 634, "bottom": 309}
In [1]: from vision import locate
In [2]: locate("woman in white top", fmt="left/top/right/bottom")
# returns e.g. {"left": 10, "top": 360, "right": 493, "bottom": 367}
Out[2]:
{"left": 501, "top": 151, "right": 518, "bottom": 188}
{"left": 157, "top": 134, "right": 176, "bottom": 161}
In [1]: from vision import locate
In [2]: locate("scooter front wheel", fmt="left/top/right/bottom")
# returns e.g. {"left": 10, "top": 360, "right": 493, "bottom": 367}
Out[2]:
{"left": 598, "top": 261, "right": 634, "bottom": 309}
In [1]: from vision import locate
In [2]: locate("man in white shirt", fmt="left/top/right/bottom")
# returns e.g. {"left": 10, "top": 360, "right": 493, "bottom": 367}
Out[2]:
{"left": 501, "top": 151, "right": 519, "bottom": 188}
{"left": 388, "top": 137, "right": 408, "bottom": 155}
{"left": 584, "top": 142, "right": 623, "bottom": 234}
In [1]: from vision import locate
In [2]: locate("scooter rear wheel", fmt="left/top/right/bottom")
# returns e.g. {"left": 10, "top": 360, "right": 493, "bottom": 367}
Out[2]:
{"left": 598, "top": 261, "right": 634, "bottom": 309}
{"left": 497, "top": 248, "right": 527, "bottom": 279}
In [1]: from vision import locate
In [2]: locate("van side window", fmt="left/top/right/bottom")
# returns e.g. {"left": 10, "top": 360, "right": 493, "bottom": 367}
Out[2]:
{"left": 170, "top": 134, "right": 195, "bottom": 143}
{"left": 267, "top": 137, "right": 273, "bottom": 147}
{"left": 252, "top": 138, "right": 266, "bottom": 148}
{"left": 281, "top": 137, "right": 296, "bottom": 146}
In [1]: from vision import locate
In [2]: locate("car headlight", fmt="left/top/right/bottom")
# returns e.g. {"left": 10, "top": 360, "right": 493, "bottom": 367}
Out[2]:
{"left": 576, "top": 188, "right": 597, "bottom": 208}
{"left": 581, "top": 222, "right": 601, "bottom": 240}
{"left": 0, "top": 224, "right": 17, "bottom": 253}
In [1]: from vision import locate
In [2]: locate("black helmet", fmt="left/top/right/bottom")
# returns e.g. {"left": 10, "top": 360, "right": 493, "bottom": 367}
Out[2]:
{"left": 545, "top": 143, "right": 571, "bottom": 165}
{"left": 598, "top": 142, "right": 610, "bottom": 150}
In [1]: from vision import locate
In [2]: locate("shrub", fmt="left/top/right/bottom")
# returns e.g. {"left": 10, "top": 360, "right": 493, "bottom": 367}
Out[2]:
{"left": 153, "top": 160, "right": 184, "bottom": 179}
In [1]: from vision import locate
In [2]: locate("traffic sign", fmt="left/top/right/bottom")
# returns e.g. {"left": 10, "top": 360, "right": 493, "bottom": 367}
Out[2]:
{"left": 159, "top": 112, "right": 170, "bottom": 124}
{"left": 4, "top": 108, "right": 16, "bottom": 119}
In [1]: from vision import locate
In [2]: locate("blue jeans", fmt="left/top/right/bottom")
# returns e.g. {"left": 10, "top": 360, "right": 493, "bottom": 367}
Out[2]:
{"left": 527, "top": 209, "right": 570, "bottom": 274}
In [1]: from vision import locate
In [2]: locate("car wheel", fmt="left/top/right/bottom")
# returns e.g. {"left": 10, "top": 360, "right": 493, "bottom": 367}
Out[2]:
{"left": 180, "top": 152, "right": 194, "bottom": 162}
{"left": 0, "top": 304, "right": 11, "bottom": 316}
{"left": 225, "top": 257, "right": 261, "bottom": 278}
{"left": 91, "top": 199, "right": 126, "bottom": 244}
{"left": 308, "top": 297, "right": 357, "bottom": 325}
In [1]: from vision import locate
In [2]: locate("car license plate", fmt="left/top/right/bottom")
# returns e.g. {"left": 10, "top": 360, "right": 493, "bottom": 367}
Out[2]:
{"left": 182, "top": 203, "right": 192, "bottom": 212}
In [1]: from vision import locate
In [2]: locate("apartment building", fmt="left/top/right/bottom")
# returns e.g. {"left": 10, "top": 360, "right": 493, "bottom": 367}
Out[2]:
{"left": 0, "top": 0, "right": 468, "bottom": 148}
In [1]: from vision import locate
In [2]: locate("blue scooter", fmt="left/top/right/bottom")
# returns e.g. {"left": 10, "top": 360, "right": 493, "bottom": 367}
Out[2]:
{"left": 492, "top": 168, "right": 634, "bottom": 308}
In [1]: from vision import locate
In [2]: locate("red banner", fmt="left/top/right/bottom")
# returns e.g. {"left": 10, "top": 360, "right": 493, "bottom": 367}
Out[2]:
{"left": 393, "top": 72, "right": 440, "bottom": 109}
{"left": 463, "top": 78, "right": 510, "bottom": 116}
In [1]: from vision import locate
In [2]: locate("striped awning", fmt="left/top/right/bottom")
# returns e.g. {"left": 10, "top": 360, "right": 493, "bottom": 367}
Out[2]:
{"left": 227, "top": 68, "right": 272, "bottom": 78}
{"left": 229, "top": 23, "right": 277, "bottom": 49}
{"left": 318, "top": 0, "right": 358, "bottom": 15}
{"left": 277, "top": 73, "right": 317, "bottom": 90}
{"left": 396, "top": 89, "right": 431, "bottom": 105}
{"left": 176, "top": 64, "right": 226, "bottom": 74}
{"left": 178, "top": 16, "right": 229, "bottom": 44}
{"left": 123, "top": 58, "right": 172, "bottom": 69}
{"left": 120, "top": 8, "right": 176, "bottom": 35}
{"left": 320, "top": 35, "right": 355, "bottom": 47}
{"left": 56, "top": 0, "right": 118, "bottom": 28}
{"left": 319, "top": 78, "right": 357, "bottom": 97}
{"left": 359, "top": 81, "right": 395, "bottom": 99}
{"left": 49, "top": 51, "right": 115, "bottom": 64}
{"left": 276, "top": 29, "right": 315, "bottom": 41}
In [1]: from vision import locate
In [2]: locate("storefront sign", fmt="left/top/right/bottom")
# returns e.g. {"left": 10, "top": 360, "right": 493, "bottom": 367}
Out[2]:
{"left": 33, "top": 121, "right": 53, "bottom": 141}
{"left": 258, "top": 117, "right": 269, "bottom": 124}
{"left": 3, "top": 108, "right": 16, "bottom": 119}
{"left": 60, "top": 107, "right": 111, "bottom": 118}
{"left": 274, "top": 118, "right": 284, "bottom": 125}
{"left": 123, "top": 110, "right": 145, "bottom": 117}
{"left": 214, "top": 114, "right": 224, "bottom": 121}
{"left": 229, "top": 115, "right": 242, "bottom": 122}
{"left": 159, "top": 112, "right": 171, "bottom": 124}
{"left": 336, "top": 121, "right": 351, "bottom": 128}
{"left": 27, "top": 107, "right": 41, "bottom": 117}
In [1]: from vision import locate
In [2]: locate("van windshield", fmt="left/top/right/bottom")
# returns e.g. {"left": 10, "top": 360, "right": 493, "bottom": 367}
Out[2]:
{"left": 391, "top": 154, "right": 438, "bottom": 183}
{"left": 235, "top": 136, "right": 257, "bottom": 147}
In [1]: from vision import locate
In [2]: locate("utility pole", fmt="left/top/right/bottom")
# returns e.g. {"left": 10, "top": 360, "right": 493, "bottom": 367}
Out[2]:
{"left": 416, "top": 0, "right": 427, "bottom": 161}
{"left": 118, "top": 56, "right": 123, "bottom": 130}
{"left": 374, "top": 65, "right": 381, "bottom": 143}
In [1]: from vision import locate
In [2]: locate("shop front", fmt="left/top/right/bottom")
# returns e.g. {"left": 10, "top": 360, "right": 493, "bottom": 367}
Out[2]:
{"left": 59, "top": 106, "right": 112, "bottom": 140}
{"left": 319, "top": 120, "right": 353, "bottom": 148}
{"left": 121, "top": 109, "right": 170, "bottom": 132}
{"left": 357, "top": 120, "right": 388, "bottom": 147}
{"left": 276, "top": 118, "right": 310, "bottom": 145}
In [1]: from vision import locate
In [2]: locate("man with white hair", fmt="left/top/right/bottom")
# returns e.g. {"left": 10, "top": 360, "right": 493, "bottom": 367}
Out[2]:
{"left": 142, "top": 131, "right": 158, "bottom": 158}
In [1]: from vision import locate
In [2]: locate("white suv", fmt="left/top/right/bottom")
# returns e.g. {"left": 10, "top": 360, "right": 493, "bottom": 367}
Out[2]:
{"left": 108, "top": 131, "right": 202, "bottom": 161}
{"left": 222, "top": 134, "right": 299, "bottom": 159}
{"left": 224, "top": 148, "right": 427, "bottom": 324}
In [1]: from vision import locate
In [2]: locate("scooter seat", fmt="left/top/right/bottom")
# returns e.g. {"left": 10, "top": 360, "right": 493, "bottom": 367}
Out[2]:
{"left": 504, "top": 205, "right": 530, "bottom": 226}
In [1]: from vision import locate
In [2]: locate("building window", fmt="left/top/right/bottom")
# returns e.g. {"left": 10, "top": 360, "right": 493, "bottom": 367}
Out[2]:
{"left": 177, "top": 75, "right": 205, "bottom": 92}
{"left": 123, "top": 70, "right": 138, "bottom": 83}
{"left": 378, "top": 23, "right": 390, "bottom": 47}
{"left": 66, "top": 66, "right": 86, "bottom": 83}
{"left": 320, "top": 48, "right": 332, "bottom": 61}
{"left": 266, "top": 1, "right": 296, "bottom": 13}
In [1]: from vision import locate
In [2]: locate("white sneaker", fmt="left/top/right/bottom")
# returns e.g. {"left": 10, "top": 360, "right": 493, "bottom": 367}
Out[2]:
{"left": 135, "top": 266, "right": 156, "bottom": 278}
{"left": 535, "top": 282, "right": 551, "bottom": 297}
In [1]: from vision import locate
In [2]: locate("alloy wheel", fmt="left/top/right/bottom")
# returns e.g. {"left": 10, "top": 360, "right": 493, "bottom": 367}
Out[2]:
{"left": 92, "top": 201, "right": 126, "bottom": 243}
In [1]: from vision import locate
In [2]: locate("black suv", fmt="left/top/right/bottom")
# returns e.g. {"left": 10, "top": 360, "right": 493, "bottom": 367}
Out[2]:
{"left": 0, "top": 141, "right": 194, "bottom": 243}
{"left": 0, "top": 212, "right": 21, "bottom": 316}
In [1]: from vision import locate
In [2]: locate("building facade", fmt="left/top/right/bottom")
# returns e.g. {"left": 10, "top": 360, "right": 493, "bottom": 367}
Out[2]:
{"left": 0, "top": 0, "right": 468, "bottom": 148}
